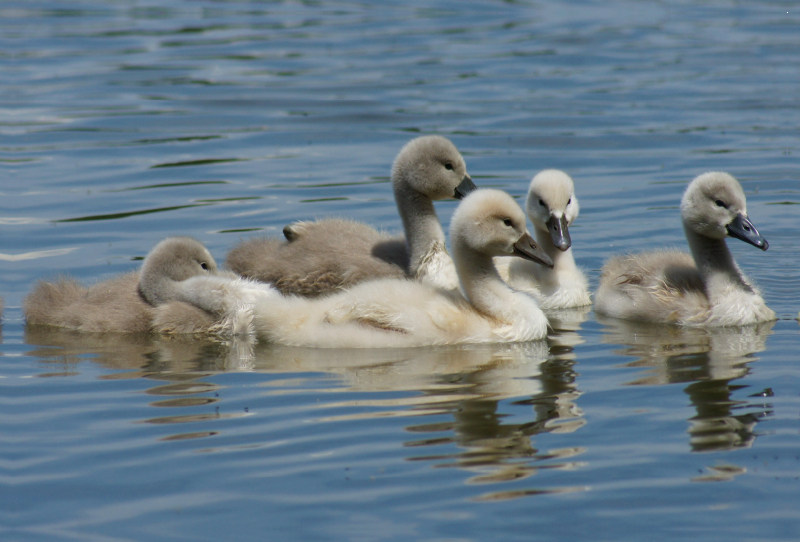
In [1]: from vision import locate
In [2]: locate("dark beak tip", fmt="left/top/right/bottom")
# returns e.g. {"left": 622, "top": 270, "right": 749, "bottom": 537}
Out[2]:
{"left": 453, "top": 175, "right": 478, "bottom": 200}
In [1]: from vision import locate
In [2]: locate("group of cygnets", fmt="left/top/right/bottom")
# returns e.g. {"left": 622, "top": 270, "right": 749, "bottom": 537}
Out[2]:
{"left": 21, "top": 135, "right": 775, "bottom": 348}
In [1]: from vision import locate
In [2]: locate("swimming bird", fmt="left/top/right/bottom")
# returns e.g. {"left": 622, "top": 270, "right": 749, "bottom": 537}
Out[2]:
{"left": 24, "top": 269, "right": 156, "bottom": 333}
{"left": 23, "top": 237, "right": 264, "bottom": 335}
{"left": 214, "top": 189, "right": 554, "bottom": 348}
{"left": 595, "top": 172, "right": 775, "bottom": 326}
{"left": 496, "top": 170, "right": 590, "bottom": 309}
{"left": 225, "top": 135, "right": 477, "bottom": 296}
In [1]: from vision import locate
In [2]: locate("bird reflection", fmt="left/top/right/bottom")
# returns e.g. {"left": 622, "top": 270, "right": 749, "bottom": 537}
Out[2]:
{"left": 24, "top": 322, "right": 588, "bottom": 491}
{"left": 598, "top": 317, "right": 775, "bottom": 453}
{"left": 24, "top": 325, "right": 253, "bottom": 375}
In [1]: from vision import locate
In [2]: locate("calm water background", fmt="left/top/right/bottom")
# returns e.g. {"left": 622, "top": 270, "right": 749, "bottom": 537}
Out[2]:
{"left": 3, "top": 1, "right": 800, "bottom": 540}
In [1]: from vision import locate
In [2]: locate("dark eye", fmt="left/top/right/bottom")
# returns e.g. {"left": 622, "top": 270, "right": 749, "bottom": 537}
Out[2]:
{"left": 200, "top": 262, "right": 209, "bottom": 270}
{"left": 503, "top": 218, "right": 513, "bottom": 227}
{"left": 715, "top": 200, "right": 726, "bottom": 208}
{"left": 567, "top": 198, "right": 571, "bottom": 205}
{"left": 539, "top": 199, "right": 545, "bottom": 206}
{"left": 444, "top": 162, "right": 453, "bottom": 171}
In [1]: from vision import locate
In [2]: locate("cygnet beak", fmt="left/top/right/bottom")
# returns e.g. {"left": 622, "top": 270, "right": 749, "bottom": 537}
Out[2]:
{"left": 513, "top": 232, "right": 554, "bottom": 269}
{"left": 454, "top": 175, "right": 477, "bottom": 200}
{"left": 547, "top": 214, "right": 571, "bottom": 251}
{"left": 727, "top": 213, "right": 768, "bottom": 251}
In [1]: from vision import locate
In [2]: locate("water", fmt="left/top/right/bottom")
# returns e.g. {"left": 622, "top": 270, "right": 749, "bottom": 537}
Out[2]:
{"left": 3, "top": 0, "right": 800, "bottom": 540}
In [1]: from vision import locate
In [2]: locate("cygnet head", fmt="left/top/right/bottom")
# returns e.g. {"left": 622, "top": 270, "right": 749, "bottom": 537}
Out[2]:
{"left": 450, "top": 189, "right": 554, "bottom": 268}
{"left": 525, "top": 169, "right": 579, "bottom": 251}
{"left": 392, "top": 135, "right": 477, "bottom": 201}
{"left": 138, "top": 237, "right": 217, "bottom": 306}
{"left": 680, "top": 171, "right": 768, "bottom": 251}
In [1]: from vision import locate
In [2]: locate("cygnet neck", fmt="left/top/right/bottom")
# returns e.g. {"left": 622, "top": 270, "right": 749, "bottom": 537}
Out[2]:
{"left": 534, "top": 226, "right": 578, "bottom": 274}
{"left": 394, "top": 183, "right": 446, "bottom": 275}
{"left": 683, "top": 222, "right": 753, "bottom": 295}
{"left": 138, "top": 272, "right": 177, "bottom": 307}
{"left": 454, "top": 249, "right": 519, "bottom": 319}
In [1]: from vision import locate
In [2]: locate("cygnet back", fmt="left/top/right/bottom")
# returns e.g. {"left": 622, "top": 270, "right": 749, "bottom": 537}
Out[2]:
{"left": 225, "top": 135, "right": 476, "bottom": 296}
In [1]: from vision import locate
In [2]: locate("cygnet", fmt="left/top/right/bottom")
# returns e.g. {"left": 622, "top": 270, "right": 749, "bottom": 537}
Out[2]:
{"left": 595, "top": 172, "right": 775, "bottom": 326}
{"left": 24, "top": 237, "right": 264, "bottom": 335}
{"left": 496, "top": 169, "right": 590, "bottom": 309}
{"left": 225, "top": 135, "right": 477, "bottom": 296}
{"left": 217, "top": 189, "right": 554, "bottom": 348}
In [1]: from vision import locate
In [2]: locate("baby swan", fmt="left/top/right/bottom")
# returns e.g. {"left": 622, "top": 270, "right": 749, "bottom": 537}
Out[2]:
{"left": 225, "top": 135, "right": 477, "bottom": 296}
{"left": 595, "top": 172, "right": 775, "bottom": 326}
{"left": 237, "top": 189, "right": 554, "bottom": 348}
{"left": 24, "top": 237, "right": 259, "bottom": 335}
{"left": 140, "top": 237, "right": 272, "bottom": 336}
{"left": 497, "top": 169, "right": 590, "bottom": 309}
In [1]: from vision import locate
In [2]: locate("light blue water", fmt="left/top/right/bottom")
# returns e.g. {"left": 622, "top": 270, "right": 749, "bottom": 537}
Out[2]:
{"left": 3, "top": 1, "right": 799, "bottom": 540}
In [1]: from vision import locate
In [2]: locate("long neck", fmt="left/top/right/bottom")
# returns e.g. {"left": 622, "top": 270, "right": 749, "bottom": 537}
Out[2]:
{"left": 138, "top": 274, "right": 175, "bottom": 307}
{"left": 683, "top": 222, "right": 753, "bottom": 295}
{"left": 394, "top": 183, "right": 446, "bottom": 274}
{"left": 455, "top": 249, "right": 520, "bottom": 320}
{"left": 535, "top": 227, "right": 578, "bottom": 275}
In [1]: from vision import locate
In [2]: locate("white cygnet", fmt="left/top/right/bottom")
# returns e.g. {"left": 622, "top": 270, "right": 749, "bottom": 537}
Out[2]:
{"left": 225, "top": 135, "right": 477, "bottom": 296}
{"left": 496, "top": 169, "right": 590, "bottom": 309}
{"left": 202, "top": 190, "right": 554, "bottom": 347}
{"left": 595, "top": 172, "right": 775, "bottom": 327}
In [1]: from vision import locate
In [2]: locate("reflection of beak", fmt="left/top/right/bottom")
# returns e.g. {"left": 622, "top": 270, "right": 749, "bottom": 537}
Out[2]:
{"left": 513, "top": 232, "right": 554, "bottom": 269}
{"left": 727, "top": 213, "right": 768, "bottom": 251}
{"left": 547, "top": 214, "right": 571, "bottom": 251}
{"left": 454, "top": 175, "right": 477, "bottom": 200}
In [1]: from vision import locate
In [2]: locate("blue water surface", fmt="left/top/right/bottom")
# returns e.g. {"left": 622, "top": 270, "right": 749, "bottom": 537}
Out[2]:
{"left": 2, "top": 1, "right": 799, "bottom": 541}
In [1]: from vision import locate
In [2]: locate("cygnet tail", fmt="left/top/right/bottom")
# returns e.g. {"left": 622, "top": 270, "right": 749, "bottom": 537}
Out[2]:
{"left": 23, "top": 277, "right": 86, "bottom": 325}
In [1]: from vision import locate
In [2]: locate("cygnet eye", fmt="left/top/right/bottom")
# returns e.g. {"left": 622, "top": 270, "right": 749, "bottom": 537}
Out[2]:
{"left": 444, "top": 162, "right": 454, "bottom": 171}
{"left": 503, "top": 218, "right": 513, "bottom": 227}
{"left": 539, "top": 199, "right": 545, "bottom": 206}
{"left": 715, "top": 199, "right": 727, "bottom": 208}
{"left": 200, "top": 262, "right": 209, "bottom": 271}
{"left": 567, "top": 198, "right": 571, "bottom": 205}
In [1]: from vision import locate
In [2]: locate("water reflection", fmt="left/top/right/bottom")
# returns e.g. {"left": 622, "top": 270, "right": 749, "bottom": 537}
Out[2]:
{"left": 243, "top": 340, "right": 586, "bottom": 498}
{"left": 599, "top": 317, "right": 775, "bottom": 454}
{"left": 24, "top": 325, "right": 587, "bottom": 498}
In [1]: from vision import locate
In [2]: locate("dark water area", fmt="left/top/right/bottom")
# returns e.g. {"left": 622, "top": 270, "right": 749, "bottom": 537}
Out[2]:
{"left": 2, "top": 1, "right": 799, "bottom": 540}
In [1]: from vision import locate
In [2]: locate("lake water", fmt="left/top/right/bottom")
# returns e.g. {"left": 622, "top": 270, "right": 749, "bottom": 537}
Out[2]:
{"left": 3, "top": 0, "right": 800, "bottom": 540}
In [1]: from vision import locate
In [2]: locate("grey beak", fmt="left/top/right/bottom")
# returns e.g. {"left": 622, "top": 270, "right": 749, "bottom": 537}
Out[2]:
{"left": 513, "top": 232, "right": 554, "bottom": 269}
{"left": 454, "top": 175, "right": 477, "bottom": 200}
{"left": 547, "top": 214, "right": 571, "bottom": 251}
{"left": 727, "top": 213, "right": 768, "bottom": 251}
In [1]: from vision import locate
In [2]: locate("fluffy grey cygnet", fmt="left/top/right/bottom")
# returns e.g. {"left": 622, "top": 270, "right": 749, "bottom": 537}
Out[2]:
{"left": 223, "top": 190, "right": 554, "bottom": 348}
{"left": 24, "top": 237, "right": 236, "bottom": 334}
{"left": 496, "top": 169, "right": 590, "bottom": 309}
{"left": 225, "top": 135, "right": 477, "bottom": 296}
{"left": 595, "top": 172, "right": 775, "bottom": 326}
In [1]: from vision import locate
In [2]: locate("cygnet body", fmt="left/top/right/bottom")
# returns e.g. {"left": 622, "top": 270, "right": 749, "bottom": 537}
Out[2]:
{"left": 25, "top": 270, "right": 155, "bottom": 333}
{"left": 496, "top": 170, "right": 590, "bottom": 309}
{"left": 141, "top": 237, "right": 274, "bottom": 336}
{"left": 24, "top": 237, "right": 267, "bottom": 335}
{"left": 225, "top": 135, "right": 477, "bottom": 296}
{"left": 211, "top": 190, "right": 553, "bottom": 348}
{"left": 595, "top": 172, "right": 775, "bottom": 326}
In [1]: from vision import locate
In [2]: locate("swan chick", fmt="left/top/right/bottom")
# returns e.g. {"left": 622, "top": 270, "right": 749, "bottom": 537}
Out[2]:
{"left": 595, "top": 172, "right": 775, "bottom": 326}
{"left": 225, "top": 135, "right": 477, "bottom": 296}
{"left": 139, "top": 237, "right": 276, "bottom": 337}
{"left": 497, "top": 169, "right": 590, "bottom": 309}
{"left": 240, "top": 189, "right": 553, "bottom": 348}
{"left": 23, "top": 237, "right": 272, "bottom": 335}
